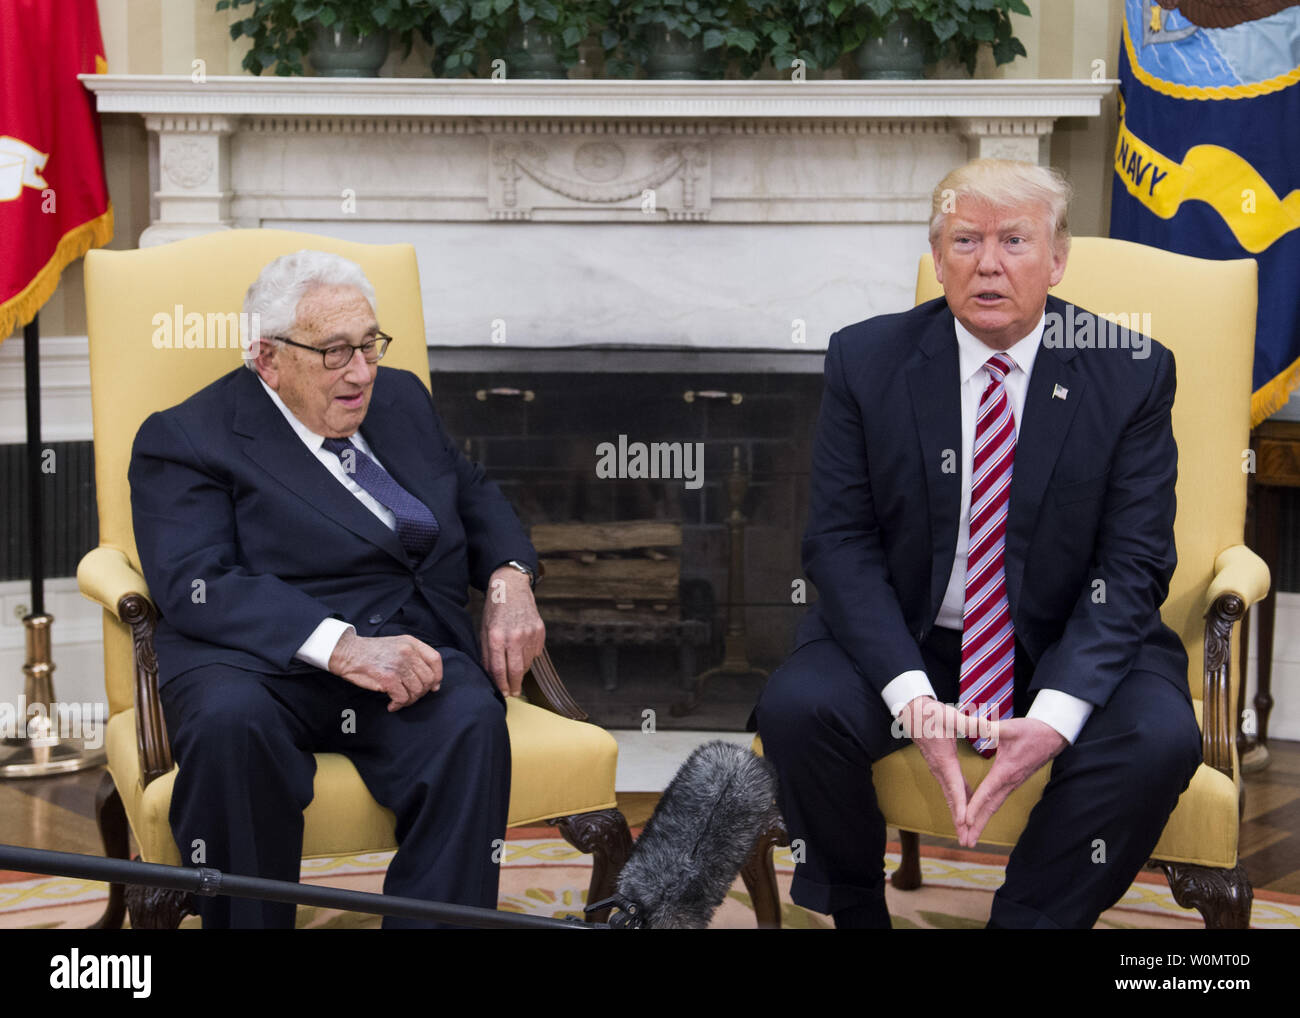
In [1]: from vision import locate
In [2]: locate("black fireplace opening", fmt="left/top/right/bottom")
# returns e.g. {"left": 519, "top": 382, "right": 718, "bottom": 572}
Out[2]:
{"left": 435, "top": 354, "right": 824, "bottom": 731}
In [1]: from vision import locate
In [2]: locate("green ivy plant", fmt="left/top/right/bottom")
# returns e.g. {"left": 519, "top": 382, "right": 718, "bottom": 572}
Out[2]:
{"left": 853, "top": 0, "right": 1030, "bottom": 73}
{"left": 217, "top": 0, "right": 1029, "bottom": 78}
{"left": 428, "top": 1, "right": 610, "bottom": 76}
{"left": 522, "top": 0, "right": 608, "bottom": 69}
{"left": 602, "top": 0, "right": 738, "bottom": 78}
{"left": 217, "top": 0, "right": 427, "bottom": 75}
{"left": 735, "top": 0, "right": 865, "bottom": 76}
{"left": 427, "top": 0, "right": 504, "bottom": 76}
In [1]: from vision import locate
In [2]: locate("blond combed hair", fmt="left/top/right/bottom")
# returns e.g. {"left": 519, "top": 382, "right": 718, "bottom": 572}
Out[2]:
{"left": 929, "top": 159, "right": 1074, "bottom": 255}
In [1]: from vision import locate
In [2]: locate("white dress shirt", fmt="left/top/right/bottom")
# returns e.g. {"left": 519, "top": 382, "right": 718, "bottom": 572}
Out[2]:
{"left": 257, "top": 375, "right": 394, "bottom": 671}
{"left": 879, "top": 313, "right": 1094, "bottom": 744}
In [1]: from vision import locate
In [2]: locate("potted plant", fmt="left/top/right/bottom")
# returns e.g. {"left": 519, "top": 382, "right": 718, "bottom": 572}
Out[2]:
{"left": 431, "top": 0, "right": 563, "bottom": 79}
{"left": 741, "top": 0, "right": 865, "bottom": 79}
{"left": 509, "top": 0, "right": 610, "bottom": 78}
{"left": 603, "top": 0, "right": 736, "bottom": 79}
{"left": 425, "top": 1, "right": 488, "bottom": 76}
{"left": 849, "top": 0, "right": 1029, "bottom": 79}
{"left": 217, "top": 0, "right": 427, "bottom": 76}
{"left": 427, "top": 1, "right": 611, "bottom": 78}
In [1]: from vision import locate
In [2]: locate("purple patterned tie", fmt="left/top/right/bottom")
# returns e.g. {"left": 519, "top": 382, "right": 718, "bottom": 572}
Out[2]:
{"left": 322, "top": 437, "right": 439, "bottom": 560}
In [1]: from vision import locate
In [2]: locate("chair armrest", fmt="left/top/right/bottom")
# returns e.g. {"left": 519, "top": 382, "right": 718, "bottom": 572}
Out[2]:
{"left": 1206, "top": 544, "right": 1270, "bottom": 614}
{"left": 77, "top": 546, "right": 152, "bottom": 620}
{"left": 77, "top": 545, "right": 172, "bottom": 785}
{"left": 522, "top": 646, "right": 588, "bottom": 722}
{"left": 1199, "top": 544, "right": 1268, "bottom": 781}
{"left": 518, "top": 566, "right": 590, "bottom": 721}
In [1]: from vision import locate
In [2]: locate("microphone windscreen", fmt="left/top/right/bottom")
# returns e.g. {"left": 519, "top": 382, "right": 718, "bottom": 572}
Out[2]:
{"left": 616, "top": 740, "right": 779, "bottom": 929}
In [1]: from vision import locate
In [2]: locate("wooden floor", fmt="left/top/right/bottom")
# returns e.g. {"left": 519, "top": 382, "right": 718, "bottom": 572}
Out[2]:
{"left": 3, "top": 741, "right": 1299, "bottom": 897}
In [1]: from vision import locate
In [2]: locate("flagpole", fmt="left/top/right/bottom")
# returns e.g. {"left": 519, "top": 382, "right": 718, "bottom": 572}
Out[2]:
{"left": 25, "top": 315, "right": 44, "bottom": 618}
{"left": 0, "top": 313, "right": 105, "bottom": 777}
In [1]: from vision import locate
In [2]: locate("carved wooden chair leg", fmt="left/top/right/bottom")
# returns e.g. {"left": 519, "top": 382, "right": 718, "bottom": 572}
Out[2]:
{"left": 124, "top": 885, "right": 194, "bottom": 929}
{"left": 1157, "top": 860, "right": 1253, "bottom": 929}
{"left": 553, "top": 808, "right": 633, "bottom": 924}
{"left": 740, "top": 816, "right": 789, "bottom": 929}
{"left": 892, "top": 830, "right": 923, "bottom": 890}
{"left": 87, "top": 772, "right": 129, "bottom": 930}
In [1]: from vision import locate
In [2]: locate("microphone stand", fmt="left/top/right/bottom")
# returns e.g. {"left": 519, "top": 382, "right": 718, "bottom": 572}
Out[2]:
{"left": 0, "top": 844, "right": 606, "bottom": 930}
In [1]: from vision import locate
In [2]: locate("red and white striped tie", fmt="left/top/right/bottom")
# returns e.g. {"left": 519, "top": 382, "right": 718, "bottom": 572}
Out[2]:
{"left": 958, "top": 352, "right": 1017, "bottom": 756}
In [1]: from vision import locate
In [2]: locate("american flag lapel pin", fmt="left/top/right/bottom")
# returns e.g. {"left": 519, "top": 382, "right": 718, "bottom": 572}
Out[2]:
{"left": 1052, "top": 384, "right": 1069, "bottom": 401}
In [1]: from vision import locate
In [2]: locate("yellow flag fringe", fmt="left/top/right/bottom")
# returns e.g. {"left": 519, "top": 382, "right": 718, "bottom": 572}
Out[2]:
{"left": 0, "top": 202, "right": 114, "bottom": 342}
{"left": 1251, "top": 355, "right": 1300, "bottom": 428}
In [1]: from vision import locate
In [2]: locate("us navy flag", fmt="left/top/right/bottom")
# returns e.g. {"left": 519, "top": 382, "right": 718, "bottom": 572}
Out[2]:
{"left": 1109, "top": 0, "right": 1300, "bottom": 425}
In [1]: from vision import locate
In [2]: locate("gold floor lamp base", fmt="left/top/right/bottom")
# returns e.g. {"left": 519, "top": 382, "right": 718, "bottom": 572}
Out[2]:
{"left": 1, "top": 614, "right": 107, "bottom": 780}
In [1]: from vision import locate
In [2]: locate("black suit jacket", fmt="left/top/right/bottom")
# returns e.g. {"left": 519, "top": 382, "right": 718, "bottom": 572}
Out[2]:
{"left": 795, "top": 293, "right": 1189, "bottom": 708}
{"left": 129, "top": 365, "right": 537, "bottom": 686}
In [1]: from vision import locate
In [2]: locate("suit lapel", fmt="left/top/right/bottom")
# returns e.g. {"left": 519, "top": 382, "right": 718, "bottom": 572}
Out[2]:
{"left": 233, "top": 368, "right": 410, "bottom": 567}
{"left": 1004, "top": 295, "right": 1085, "bottom": 617}
{"left": 907, "top": 308, "right": 963, "bottom": 624}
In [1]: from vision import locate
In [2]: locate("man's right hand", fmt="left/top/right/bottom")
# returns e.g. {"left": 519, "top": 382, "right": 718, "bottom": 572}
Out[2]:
{"left": 895, "top": 695, "right": 974, "bottom": 845}
{"left": 328, "top": 631, "right": 443, "bottom": 712}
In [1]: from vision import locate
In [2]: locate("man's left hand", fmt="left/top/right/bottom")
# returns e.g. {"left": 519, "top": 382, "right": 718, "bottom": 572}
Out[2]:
{"left": 961, "top": 718, "right": 1067, "bottom": 848}
{"left": 481, "top": 566, "right": 546, "bottom": 697}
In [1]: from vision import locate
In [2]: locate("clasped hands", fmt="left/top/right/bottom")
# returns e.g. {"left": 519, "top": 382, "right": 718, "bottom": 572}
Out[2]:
{"left": 328, "top": 565, "right": 546, "bottom": 711}
{"left": 895, "top": 695, "right": 1067, "bottom": 847}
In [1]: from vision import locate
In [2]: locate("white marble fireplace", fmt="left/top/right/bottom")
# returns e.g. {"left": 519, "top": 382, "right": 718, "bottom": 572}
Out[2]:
{"left": 83, "top": 76, "right": 1112, "bottom": 355}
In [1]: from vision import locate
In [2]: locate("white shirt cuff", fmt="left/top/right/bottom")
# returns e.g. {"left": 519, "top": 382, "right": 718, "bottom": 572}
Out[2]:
{"left": 295, "top": 618, "right": 355, "bottom": 672}
{"left": 1026, "top": 689, "right": 1094, "bottom": 745}
{"left": 882, "top": 670, "right": 938, "bottom": 717}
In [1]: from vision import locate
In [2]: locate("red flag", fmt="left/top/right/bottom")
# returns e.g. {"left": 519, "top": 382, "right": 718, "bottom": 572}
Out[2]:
{"left": 0, "top": 0, "right": 113, "bottom": 340}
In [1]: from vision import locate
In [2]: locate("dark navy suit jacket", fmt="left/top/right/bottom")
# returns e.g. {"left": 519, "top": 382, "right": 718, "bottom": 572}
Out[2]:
{"left": 129, "top": 365, "right": 537, "bottom": 687}
{"left": 794, "top": 292, "right": 1188, "bottom": 709}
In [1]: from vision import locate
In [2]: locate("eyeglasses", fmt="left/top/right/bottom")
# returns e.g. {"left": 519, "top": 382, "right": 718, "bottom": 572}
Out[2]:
{"left": 267, "top": 331, "right": 393, "bottom": 370}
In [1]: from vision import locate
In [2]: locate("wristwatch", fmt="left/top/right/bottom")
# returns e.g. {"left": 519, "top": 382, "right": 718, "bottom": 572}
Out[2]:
{"left": 503, "top": 559, "right": 537, "bottom": 588}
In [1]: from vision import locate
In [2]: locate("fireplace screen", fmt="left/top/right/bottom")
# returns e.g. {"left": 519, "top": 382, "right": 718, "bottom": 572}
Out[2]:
{"left": 442, "top": 365, "right": 824, "bottom": 731}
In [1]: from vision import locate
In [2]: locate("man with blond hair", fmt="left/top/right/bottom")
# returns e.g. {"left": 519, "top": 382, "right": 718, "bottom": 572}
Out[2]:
{"left": 754, "top": 159, "right": 1201, "bottom": 929}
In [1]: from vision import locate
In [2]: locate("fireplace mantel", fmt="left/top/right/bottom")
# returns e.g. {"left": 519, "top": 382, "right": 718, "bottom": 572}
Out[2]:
{"left": 83, "top": 75, "right": 1113, "bottom": 351}
{"left": 84, "top": 74, "right": 1109, "bottom": 120}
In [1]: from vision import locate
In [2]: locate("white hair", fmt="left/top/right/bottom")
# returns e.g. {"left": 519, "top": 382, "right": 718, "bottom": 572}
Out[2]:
{"left": 929, "top": 158, "right": 1073, "bottom": 256}
{"left": 241, "top": 249, "right": 378, "bottom": 368}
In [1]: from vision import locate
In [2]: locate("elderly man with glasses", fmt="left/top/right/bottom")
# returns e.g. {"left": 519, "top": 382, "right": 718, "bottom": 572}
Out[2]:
{"left": 128, "top": 250, "right": 544, "bottom": 928}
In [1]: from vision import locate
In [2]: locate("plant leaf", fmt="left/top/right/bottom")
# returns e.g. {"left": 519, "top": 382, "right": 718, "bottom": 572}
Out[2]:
{"left": 932, "top": 16, "right": 959, "bottom": 43}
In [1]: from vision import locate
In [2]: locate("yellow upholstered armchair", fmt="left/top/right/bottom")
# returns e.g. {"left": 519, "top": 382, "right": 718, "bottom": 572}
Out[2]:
{"left": 79, "top": 229, "right": 630, "bottom": 929}
{"left": 747, "top": 237, "right": 1270, "bottom": 929}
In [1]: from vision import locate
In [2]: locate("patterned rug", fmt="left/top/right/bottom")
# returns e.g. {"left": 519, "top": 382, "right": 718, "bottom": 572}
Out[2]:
{"left": 3, "top": 835, "right": 1298, "bottom": 929}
